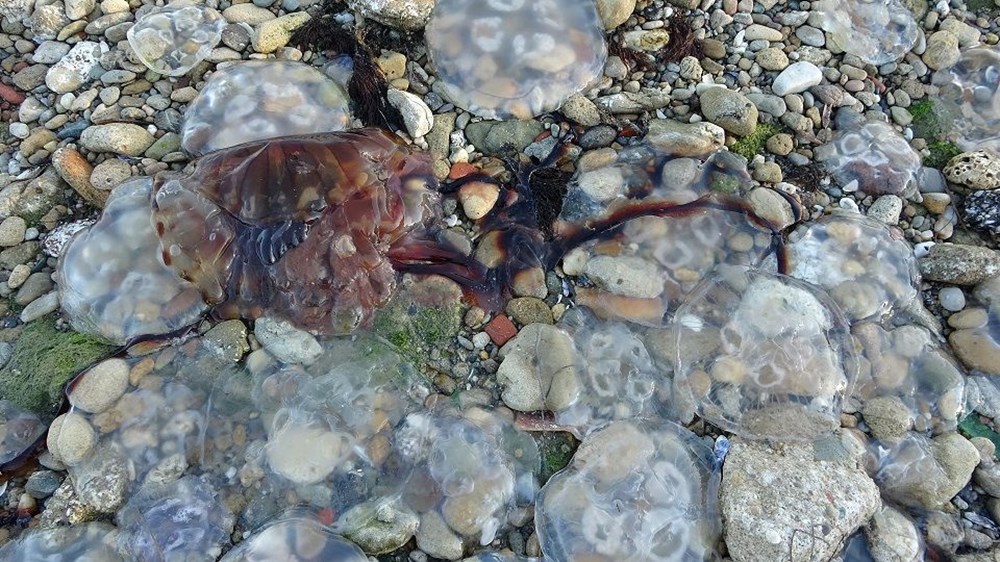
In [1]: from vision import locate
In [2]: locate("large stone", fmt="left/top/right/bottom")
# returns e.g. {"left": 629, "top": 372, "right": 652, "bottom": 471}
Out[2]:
{"left": 346, "top": 0, "right": 434, "bottom": 30}
{"left": 80, "top": 124, "right": 154, "bottom": 157}
{"left": 645, "top": 119, "right": 726, "bottom": 157}
{"left": 771, "top": 61, "right": 823, "bottom": 96}
{"left": 699, "top": 87, "right": 758, "bottom": 136}
{"left": 721, "top": 436, "right": 880, "bottom": 562}
{"left": 497, "top": 323, "right": 581, "bottom": 412}
{"left": 919, "top": 244, "right": 1000, "bottom": 286}
{"left": 595, "top": 0, "right": 636, "bottom": 29}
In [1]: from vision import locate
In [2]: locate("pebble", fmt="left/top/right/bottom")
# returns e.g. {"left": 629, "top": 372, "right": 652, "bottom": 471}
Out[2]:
{"left": 699, "top": 87, "right": 758, "bottom": 136}
{"left": 80, "top": 123, "right": 155, "bottom": 157}
{"left": 252, "top": 12, "right": 310, "bottom": 54}
{"left": 771, "top": 61, "right": 823, "bottom": 96}
{"left": 416, "top": 510, "right": 463, "bottom": 560}
{"left": 72, "top": 363, "right": 129, "bottom": 416}
{"left": 254, "top": 316, "right": 323, "bottom": 365}
{"left": 345, "top": 0, "right": 434, "bottom": 30}
{"left": 939, "top": 287, "right": 966, "bottom": 312}
{"left": 20, "top": 292, "right": 60, "bottom": 322}
{"left": 594, "top": 0, "right": 635, "bottom": 29}
{"left": 14, "top": 272, "right": 52, "bottom": 306}
{"left": 0, "top": 216, "right": 27, "bottom": 247}
{"left": 51, "top": 147, "right": 105, "bottom": 207}
{"left": 646, "top": 119, "right": 726, "bottom": 156}
{"left": 45, "top": 41, "right": 104, "bottom": 94}
{"left": 744, "top": 24, "right": 783, "bottom": 42}
{"left": 560, "top": 94, "right": 601, "bottom": 127}
{"left": 7, "top": 264, "right": 30, "bottom": 289}
{"left": 46, "top": 412, "right": 97, "bottom": 466}
{"left": 89, "top": 159, "right": 132, "bottom": 191}
{"left": 585, "top": 255, "right": 663, "bottom": 298}
{"left": 944, "top": 150, "right": 1000, "bottom": 191}
{"left": 387, "top": 88, "right": 434, "bottom": 138}
{"left": 920, "top": 244, "right": 1000, "bottom": 286}
{"left": 867, "top": 195, "right": 903, "bottom": 225}
{"left": 458, "top": 180, "right": 499, "bottom": 220}
{"left": 755, "top": 47, "right": 789, "bottom": 71}
{"left": 923, "top": 30, "right": 961, "bottom": 71}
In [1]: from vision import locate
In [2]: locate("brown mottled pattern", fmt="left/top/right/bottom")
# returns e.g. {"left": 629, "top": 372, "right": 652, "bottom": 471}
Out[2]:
{"left": 151, "top": 128, "right": 439, "bottom": 335}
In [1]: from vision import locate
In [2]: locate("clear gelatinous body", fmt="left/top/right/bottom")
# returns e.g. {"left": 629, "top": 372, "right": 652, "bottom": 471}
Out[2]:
{"left": 181, "top": 61, "right": 353, "bottom": 156}
{"left": 673, "top": 265, "right": 857, "bottom": 440}
{"left": 537, "top": 420, "right": 720, "bottom": 561}
{"left": 812, "top": 0, "right": 919, "bottom": 66}
{"left": 777, "top": 211, "right": 919, "bottom": 322}
{"left": 0, "top": 523, "right": 121, "bottom": 561}
{"left": 853, "top": 321, "right": 966, "bottom": 432}
{"left": 0, "top": 400, "right": 45, "bottom": 467}
{"left": 116, "top": 476, "right": 234, "bottom": 562}
{"left": 557, "top": 146, "right": 770, "bottom": 325}
{"left": 395, "top": 408, "right": 539, "bottom": 546}
{"left": 56, "top": 178, "right": 207, "bottom": 345}
{"left": 151, "top": 128, "right": 439, "bottom": 335}
{"left": 426, "top": 0, "right": 607, "bottom": 119}
{"left": 209, "top": 334, "right": 427, "bottom": 514}
{"left": 815, "top": 120, "right": 923, "bottom": 198}
{"left": 219, "top": 515, "right": 367, "bottom": 562}
{"left": 126, "top": 1, "right": 225, "bottom": 76}
{"left": 932, "top": 48, "right": 1000, "bottom": 151}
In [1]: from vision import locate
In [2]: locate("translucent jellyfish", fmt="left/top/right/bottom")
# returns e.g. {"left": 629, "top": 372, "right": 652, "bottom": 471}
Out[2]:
{"left": 556, "top": 145, "right": 774, "bottom": 325}
{"left": 219, "top": 515, "right": 367, "bottom": 562}
{"left": 150, "top": 128, "right": 440, "bottom": 335}
{"left": 0, "top": 523, "right": 121, "bottom": 562}
{"left": 116, "top": 476, "right": 234, "bottom": 562}
{"left": 536, "top": 308, "right": 665, "bottom": 436}
{"left": 776, "top": 211, "right": 919, "bottom": 322}
{"left": 853, "top": 321, "right": 966, "bottom": 434}
{"left": 673, "top": 265, "right": 857, "bottom": 440}
{"left": 394, "top": 408, "right": 539, "bottom": 547}
{"left": 126, "top": 0, "right": 225, "bottom": 76}
{"left": 0, "top": 400, "right": 45, "bottom": 467}
{"left": 181, "top": 61, "right": 353, "bottom": 156}
{"left": 536, "top": 420, "right": 720, "bottom": 561}
{"left": 871, "top": 433, "right": 975, "bottom": 510}
{"left": 931, "top": 48, "right": 1000, "bottom": 151}
{"left": 56, "top": 177, "right": 207, "bottom": 344}
{"left": 207, "top": 334, "right": 427, "bottom": 515}
{"left": 425, "top": 0, "right": 607, "bottom": 119}
{"left": 811, "top": 0, "right": 919, "bottom": 66}
{"left": 814, "top": 120, "right": 923, "bottom": 198}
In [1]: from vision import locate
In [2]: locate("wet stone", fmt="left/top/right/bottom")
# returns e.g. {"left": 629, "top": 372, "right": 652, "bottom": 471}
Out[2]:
{"left": 722, "top": 436, "right": 879, "bottom": 562}
{"left": 920, "top": 244, "right": 1000, "bottom": 286}
{"left": 426, "top": 0, "right": 607, "bottom": 119}
{"left": 219, "top": 515, "right": 367, "bottom": 561}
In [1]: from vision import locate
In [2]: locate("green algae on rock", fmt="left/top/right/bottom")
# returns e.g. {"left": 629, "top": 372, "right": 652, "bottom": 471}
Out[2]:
{"left": 0, "top": 315, "right": 114, "bottom": 415}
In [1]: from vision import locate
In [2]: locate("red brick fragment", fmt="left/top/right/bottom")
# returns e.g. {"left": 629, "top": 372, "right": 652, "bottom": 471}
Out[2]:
{"left": 484, "top": 314, "right": 517, "bottom": 346}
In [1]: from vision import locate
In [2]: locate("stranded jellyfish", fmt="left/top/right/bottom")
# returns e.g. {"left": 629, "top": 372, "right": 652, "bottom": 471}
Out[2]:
{"left": 126, "top": 0, "right": 225, "bottom": 76}
{"left": 219, "top": 515, "right": 367, "bottom": 562}
{"left": 426, "top": 0, "right": 607, "bottom": 119}
{"left": 931, "top": 48, "right": 1000, "bottom": 151}
{"left": 814, "top": 120, "right": 923, "bottom": 198}
{"left": 56, "top": 178, "right": 207, "bottom": 345}
{"left": 536, "top": 420, "right": 720, "bottom": 561}
{"left": 811, "top": 0, "right": 918, "bottom": 66}
{"left": 151, "top": 128, "right": 444, "bottom": 336}
{"left": 181, "top": 61, "right": 353, "bottom": 156}
{"left": 673, "top": 265, "right": 857, "bottom": 440}
{"left": 0, "top": 522, "right": 121, "bottom": 562}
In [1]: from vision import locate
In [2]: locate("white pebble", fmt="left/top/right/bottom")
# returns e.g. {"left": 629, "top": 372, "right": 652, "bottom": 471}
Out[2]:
{"left": 939, "top": 287, "right": 966, "bottom": 312}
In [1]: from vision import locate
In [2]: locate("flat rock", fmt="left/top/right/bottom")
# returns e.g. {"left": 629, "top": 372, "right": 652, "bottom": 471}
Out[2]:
{"left": 699, "top": 87, "right": 758, "bottom": 136}
{"left": 919, "top": 244, "right": 1000, "bottom": 285}
{"left": 346, "top": 0, "right": 434, "bottom": 30}
{"left": 80, "top": 124, "right": 154, "bottom": 156}
{"left": 721, "top": 436, "right": 880, "bottom": 562}
{"left": 645, "top": 119, "right": 725, "bottom": 156}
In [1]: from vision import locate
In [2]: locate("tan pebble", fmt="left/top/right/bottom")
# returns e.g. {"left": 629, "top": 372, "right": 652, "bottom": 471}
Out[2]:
{"left": 52, "top": 147, "right": 106, "bottom": 207}
{"left": 948, "top": 307, "right": 989, "bottom": 330}
{"left": 69, "top": 357, "right": 130, "bottom": 414}
{"left": 7, "top": 264, "right": 30, "bottom": 289}
{"left": 47, "top": 412, "right": 96, "bottom": 466}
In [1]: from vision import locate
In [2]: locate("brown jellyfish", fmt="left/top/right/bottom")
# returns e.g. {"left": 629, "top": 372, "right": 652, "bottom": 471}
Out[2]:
{"left": 151, "top": 127, "right": 474, "bottom": 335}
